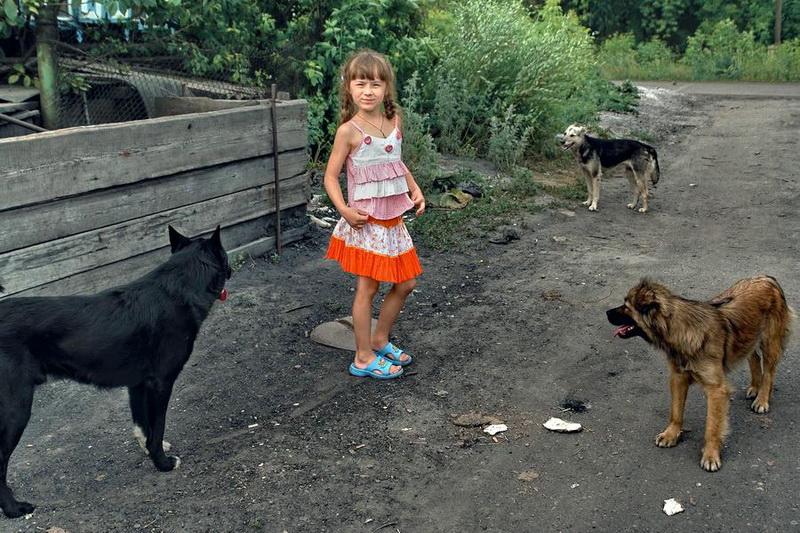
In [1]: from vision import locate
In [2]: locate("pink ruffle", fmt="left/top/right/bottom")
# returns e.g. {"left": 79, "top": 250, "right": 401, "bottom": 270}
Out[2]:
{"left": 351, "top": 193, "right": 415, "bottom": 220}
{"left": 347, "top": 160, "right": 409, "bottom": 185}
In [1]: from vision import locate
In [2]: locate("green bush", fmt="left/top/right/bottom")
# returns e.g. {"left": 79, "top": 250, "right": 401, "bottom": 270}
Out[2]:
{"left": 398, "top": 73, "right": 439, "bottom": 183}
{"left": 683, "top": 19, "right": 758, "bottom": 79}
{"left": 599, "top": 33, "right": 689, "bottom": 80}
{"left": 487, "top": 105, "right": 532, "bottom": 172}
{"left": 598, "top": 34, "right": 639, "bottom": 79}
{"left": 301, "top": 0, "right": 435, "bottom": 152}
{"left": 428, "top": 0, "right": 602, "bottom": 156}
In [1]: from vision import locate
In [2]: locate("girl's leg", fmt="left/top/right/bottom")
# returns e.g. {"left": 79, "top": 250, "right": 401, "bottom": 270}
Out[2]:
{"left": 372, "top": 278, "right": 417, "bottom": 361}
{"left": 352, "top": 276, "right": 401, "bottom": 373}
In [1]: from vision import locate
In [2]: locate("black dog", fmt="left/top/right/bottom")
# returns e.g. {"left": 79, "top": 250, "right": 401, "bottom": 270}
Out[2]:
{"left": 0, "top": 225, "right": 231, "bottom": 518}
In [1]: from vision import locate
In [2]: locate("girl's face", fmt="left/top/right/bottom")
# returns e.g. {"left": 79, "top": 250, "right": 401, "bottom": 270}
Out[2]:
{"left": 349, "top": 76, "right": 386, "bottom": 114}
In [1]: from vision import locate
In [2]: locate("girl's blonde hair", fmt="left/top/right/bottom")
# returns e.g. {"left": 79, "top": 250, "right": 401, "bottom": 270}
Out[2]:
{"left": 338, "top": 49, "right": 400, "bottom": 125}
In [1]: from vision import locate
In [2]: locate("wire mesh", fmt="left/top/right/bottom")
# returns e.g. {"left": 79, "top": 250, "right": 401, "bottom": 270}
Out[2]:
{"left": 54, "top": 50, "right": 273, "bottom": 128}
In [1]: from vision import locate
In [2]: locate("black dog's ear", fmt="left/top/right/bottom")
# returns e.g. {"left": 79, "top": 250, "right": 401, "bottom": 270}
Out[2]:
{"left": 210, "top": 225, "right": 222, "bottom": 248}
{"left": 168, "top": 225, "right": 192, "bottom": 253}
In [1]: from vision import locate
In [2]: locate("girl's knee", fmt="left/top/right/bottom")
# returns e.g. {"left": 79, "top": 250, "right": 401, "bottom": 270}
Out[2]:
{"left": 356, "top": 277, "right": 380, "bottom": 298}
{"left": 395, "top": 278, "right": 417, "bottom": 294}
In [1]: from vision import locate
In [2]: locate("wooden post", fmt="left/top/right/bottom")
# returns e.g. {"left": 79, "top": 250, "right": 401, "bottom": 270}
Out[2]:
{"left": 775, "top": 0, "right": 783, "bottom": 45}
{"left": 35, "top": 3, "right": 60, "bottom": 129}
{"left": 270, "top": 83, "right": 282, "bottom": 254}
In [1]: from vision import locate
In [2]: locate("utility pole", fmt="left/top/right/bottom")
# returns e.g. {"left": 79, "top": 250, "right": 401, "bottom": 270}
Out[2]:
{"left": 775, "top": 0, "right": 783, "bottom": 45}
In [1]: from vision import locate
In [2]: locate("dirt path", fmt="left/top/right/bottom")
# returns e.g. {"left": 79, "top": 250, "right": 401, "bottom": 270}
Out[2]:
{"left": 9, "top": 88, "right": 800, "bottom": 532}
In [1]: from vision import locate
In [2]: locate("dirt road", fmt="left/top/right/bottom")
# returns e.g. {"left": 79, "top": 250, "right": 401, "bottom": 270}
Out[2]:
{"left": 8, "top": 85, "right": 800, "bottom": 532}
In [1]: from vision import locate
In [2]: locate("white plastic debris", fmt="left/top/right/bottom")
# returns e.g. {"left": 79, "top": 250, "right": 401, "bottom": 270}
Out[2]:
{"left": 543, "top": 417, "right": 582, "bottom": 433}
{"left": 663, "top": 498, "right": 684, "bottom": 516}
{"left": 483, "top": 424, "right": 508, "bottom": 436}
{"left": 309, "top": 214, "right": 332, "bottom": 228}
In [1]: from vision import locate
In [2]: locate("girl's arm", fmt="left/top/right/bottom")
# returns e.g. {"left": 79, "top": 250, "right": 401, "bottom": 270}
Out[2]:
{"left": 406, "top": 172, "right": 426, "bottom": 217}
{"left": 324, "top": 124, "right": 369, "bottom": 229}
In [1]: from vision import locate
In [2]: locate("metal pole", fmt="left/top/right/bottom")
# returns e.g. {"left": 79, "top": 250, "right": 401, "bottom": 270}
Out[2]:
{"left": 0, "top": 112, "right": 48, "bottom": 132}
{"left": 270, "top": 83, "right": 282, "bottom": 254}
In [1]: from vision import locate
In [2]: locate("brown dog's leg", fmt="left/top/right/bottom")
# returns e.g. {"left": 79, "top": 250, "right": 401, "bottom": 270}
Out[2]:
{"left": 656, "top": 366, "right": 689, "bottom": 447}
{"left": 700, "top": 382, "right": 730, "bottom": 472}
{"left": 752, "top": 336, "right": 783, "bottom": 414}
{"left": 746, "top": 352, "right": 763, "bottom": 403}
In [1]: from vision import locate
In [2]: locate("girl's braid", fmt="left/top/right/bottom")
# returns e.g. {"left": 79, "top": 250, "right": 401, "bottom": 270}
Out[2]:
{"left": 383, "top": 97, "right": 397, "bottom": 120}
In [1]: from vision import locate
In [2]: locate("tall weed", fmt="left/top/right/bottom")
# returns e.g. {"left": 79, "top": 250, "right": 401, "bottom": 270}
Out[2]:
{"left": 429, "top": 0, "right": 602, "bottom": 156}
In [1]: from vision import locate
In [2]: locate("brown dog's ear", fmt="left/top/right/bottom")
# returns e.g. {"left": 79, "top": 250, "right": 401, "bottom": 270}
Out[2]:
{"left": 633, "top": 279, "right": 661, "bottom": 315}
{"left": 709, "top": 296, "right": 733, "bottom": 307}
{"left": 636, "top": 300, "right": 659, "bottom": 315}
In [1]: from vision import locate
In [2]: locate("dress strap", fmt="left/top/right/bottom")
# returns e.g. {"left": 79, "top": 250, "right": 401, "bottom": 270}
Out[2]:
{"left": 349, "top": 120, "right": 365, "bottom": 135}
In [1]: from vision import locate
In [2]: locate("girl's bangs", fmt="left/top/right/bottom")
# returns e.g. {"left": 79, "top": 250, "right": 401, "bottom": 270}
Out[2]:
{"left": 347, "top": 55, "right": 391, "bottom": 82}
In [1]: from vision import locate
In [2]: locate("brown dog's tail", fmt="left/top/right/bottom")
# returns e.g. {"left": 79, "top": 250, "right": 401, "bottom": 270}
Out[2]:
{"left": 764, "top": 275, "right": 794, "bottom": 349}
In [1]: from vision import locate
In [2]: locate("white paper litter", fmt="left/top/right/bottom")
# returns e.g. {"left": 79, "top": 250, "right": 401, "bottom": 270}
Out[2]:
{"left": 483, "top": 424, "right": 508, "bottom": 436}
{"left": 663, "top": 498, "right": 684, "bottom": 516}
{"left": 543, "top": 417, "right": 582, "bottom": 433}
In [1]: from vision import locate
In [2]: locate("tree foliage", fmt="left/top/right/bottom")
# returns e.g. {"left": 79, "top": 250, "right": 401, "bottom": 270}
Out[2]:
{"left": 561, "top": 0, "right": 800, "bottom": 50}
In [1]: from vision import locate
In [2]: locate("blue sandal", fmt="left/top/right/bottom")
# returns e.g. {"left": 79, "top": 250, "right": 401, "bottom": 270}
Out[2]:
{"left": 374, "top": 342, "right": 413, "bottom": 366}
{"left": 349, "top": 356, "right": 404, "bottom": 379}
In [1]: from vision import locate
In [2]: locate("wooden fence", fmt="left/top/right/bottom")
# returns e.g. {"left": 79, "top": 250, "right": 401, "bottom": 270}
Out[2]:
{"left": 0, "top": 99, "right": 309, "bottom": 298}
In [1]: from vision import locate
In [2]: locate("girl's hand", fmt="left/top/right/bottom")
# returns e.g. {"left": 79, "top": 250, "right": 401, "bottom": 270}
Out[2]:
{"left": 343, "top": 207, "right": 369, "bottom": 229}
{"left": 410, "top": 188, "right": 426, "bottom": 217}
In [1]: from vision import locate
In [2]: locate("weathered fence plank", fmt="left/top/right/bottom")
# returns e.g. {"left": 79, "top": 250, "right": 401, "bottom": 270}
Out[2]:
{"left": 0, "top": 149, "right": 308, "bottom": 253}
{"left": 0, "top": 101, "right": 306, "bottom": 211}
{"left": 0, "top": 174, "right": 308, "bottom": 296}
{"left": 16, "top": 223, "right": 309, "bottom": 298}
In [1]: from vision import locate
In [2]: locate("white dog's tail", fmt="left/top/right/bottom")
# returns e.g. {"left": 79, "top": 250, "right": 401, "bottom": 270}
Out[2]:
{"left": 645, "top": 146, "right": 660, "bottom": 187}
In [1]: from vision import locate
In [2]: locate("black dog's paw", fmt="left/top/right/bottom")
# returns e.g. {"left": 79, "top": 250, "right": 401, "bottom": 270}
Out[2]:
{"left": 2, "top": 500, "right": 35, "bottom": 519}
{"left": 154, "top": 454, "right": 181, "bottom": 472}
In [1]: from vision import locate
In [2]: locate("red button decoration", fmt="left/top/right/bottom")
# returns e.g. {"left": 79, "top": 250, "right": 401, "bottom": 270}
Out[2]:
{"left": 385, "top": 145, "right": 394, "bottom": 153}
{"left": 364, "top": 136, "right": 372, "bottom": 145}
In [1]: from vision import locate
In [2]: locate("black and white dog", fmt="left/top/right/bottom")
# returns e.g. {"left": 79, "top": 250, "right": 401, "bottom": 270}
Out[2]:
{"left": 0, "top": 226, "right": 231, "bottom": 518}
{"left": 558, "top": 124, "right": 661, "bottom": 213}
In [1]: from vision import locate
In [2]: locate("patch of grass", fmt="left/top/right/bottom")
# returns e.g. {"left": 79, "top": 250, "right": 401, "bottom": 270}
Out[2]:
{"left": 541, "top": 180, "right": 585, "bottom": 202}
{"left": 628, "top": 129, "right": 657, "bottom": 144}
{"left": 231, "top": 252, "right": 250, "bottom": 272}
{"left": 409, "top": 165, "right": 545, "bottom": 250}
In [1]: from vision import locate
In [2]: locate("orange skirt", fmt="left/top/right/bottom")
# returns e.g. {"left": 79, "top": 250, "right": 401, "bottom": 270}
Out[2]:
{"left": 325, "top": 216, "right": 422, "bottom": 283}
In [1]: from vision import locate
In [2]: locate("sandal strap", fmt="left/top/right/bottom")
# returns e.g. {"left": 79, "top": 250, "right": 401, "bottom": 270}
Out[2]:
{"left": 365, "top": 356, "right": 393, "bottom": 375}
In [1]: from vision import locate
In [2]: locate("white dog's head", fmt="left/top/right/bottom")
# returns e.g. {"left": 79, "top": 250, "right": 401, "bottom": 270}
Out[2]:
{"left": 556, "top": 124, "right": 587, "bottom": 151}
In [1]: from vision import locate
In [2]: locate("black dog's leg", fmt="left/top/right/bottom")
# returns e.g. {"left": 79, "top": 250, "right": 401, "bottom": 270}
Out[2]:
{"left": 144, "top": 380, "right": 180, "bottom": 472}
{"left": 0, "top": 380, "right": 35, "bottom": 518}
{"left": 129, "top": 384, "right": 150, "bottom": 452}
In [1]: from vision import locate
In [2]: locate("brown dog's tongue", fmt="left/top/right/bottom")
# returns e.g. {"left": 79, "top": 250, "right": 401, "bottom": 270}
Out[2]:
{"left": 613, "top": 325, "right": 628, "bottom": 337}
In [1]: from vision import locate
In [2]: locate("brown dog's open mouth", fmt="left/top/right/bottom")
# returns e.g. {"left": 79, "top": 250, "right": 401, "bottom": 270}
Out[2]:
{"left": 613, "top": 324, "right": 637, "bottom": 338}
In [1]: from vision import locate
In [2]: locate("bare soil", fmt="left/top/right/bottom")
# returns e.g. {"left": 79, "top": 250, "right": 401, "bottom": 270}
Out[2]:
{"left": 9, "top": 84, "right": 800, "bottom": 532}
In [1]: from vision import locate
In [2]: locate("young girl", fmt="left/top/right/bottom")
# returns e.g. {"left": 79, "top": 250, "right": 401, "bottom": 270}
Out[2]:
{"left": 324, "top": 50, "right": 425, "bottom": 380}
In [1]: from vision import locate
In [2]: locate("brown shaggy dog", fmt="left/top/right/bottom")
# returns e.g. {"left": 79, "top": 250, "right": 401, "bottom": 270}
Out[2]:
{"left": 606, "top": 276, "right": 793, "bottom": 472}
